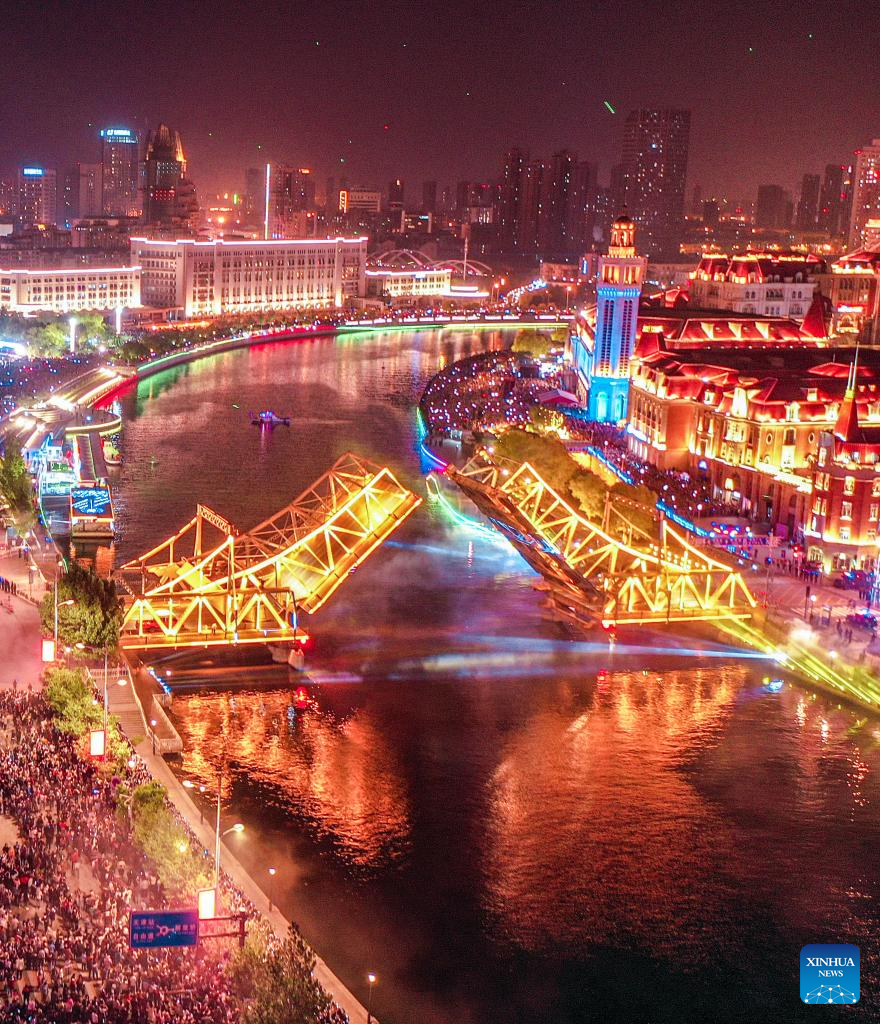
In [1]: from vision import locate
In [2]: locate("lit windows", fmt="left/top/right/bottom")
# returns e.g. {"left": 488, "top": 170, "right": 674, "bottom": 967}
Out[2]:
{"left": 841, "top": 501, "right": 853, "bottom": 520}
{"left": 844, "top": 476, "right": 856, "bottom": 495}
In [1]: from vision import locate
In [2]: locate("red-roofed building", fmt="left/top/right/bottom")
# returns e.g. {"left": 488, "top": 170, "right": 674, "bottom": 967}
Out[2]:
{"left": 815, "top": 248, "right": 880, "bottom": 344}
{"left": 689, "top": 251, "right": 824, "bottom": 319}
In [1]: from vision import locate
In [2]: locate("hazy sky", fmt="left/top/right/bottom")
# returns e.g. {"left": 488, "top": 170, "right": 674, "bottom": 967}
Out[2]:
{"left": 2, "top": 0, "right": 878, "bottom": 202}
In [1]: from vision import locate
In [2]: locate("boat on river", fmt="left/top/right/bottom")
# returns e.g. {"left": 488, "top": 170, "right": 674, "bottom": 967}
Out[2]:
{"left": 251, "top": 409, "right": 291, "bottom": 427}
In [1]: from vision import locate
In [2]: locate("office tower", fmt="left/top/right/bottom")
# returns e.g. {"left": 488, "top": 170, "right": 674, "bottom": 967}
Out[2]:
{"left": 690, "top": 184, "right": 703, "bottom": 216}
{"left": 15, "top": 166, "right": 58, "bottom": 227}
{"left": 245, "top": 167, "right": 264, "bottom": 221}
{"left": 141, "top": 124, "right": 198, "bottom": 230}
{"left": 99, "top": 127, "right": 139, "bottom": 216}
{"left": 496, "top": 148, "right": 527, "bottom": 250}
{"left": 818, "top": 164, "right": 846, "bottom": 237}
{"left": 262, "top": 163, "right": 316, "bottom": 238}
{"left": 755, "top": 184, "right": 791, "bottom": 229}
{"left": 796, "top": 174, "right": 820, "bottom": 231}
{"left": 388, "top": 178, "right": 405, "bottom": 210}
{"left": 77, "top": 162, "right": 103, "bottom": 218}
{"left": 702, "top": 199, "right": 720, "bottom": 227}
{"left": 619, "top": 108, "right": 690, "bottom": 258}
{"left": 422, "top": 180, "right": 437, "bottom": 213}
{"left": 587, "top": 214, "right": 647, "bottom": 422}
{"left": 849, "top": 140, "right": 880, "bottom": 249}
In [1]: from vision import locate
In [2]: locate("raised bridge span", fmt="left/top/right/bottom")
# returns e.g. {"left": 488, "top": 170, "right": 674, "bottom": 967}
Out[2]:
{"left": 448, "top": 449, "right": 756, "bottom": 631}
{"left": 117, "top": 453, "right": 420, "bottom": 650}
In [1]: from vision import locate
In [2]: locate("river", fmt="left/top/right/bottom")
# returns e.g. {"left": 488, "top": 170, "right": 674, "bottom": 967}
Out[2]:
{"left": 111, "top": 328, "right": 880, "bottom": 1023}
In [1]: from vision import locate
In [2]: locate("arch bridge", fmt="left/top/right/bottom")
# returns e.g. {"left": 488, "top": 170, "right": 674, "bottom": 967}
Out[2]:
{"left": 117, "top": 453, "right": 420, "bottom": 649}
{"left": 447, "top": 451, "right": 756, "bottom": 631}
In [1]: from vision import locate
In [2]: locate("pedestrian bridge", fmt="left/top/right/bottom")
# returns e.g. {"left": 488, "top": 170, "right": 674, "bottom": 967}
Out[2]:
{"left": 117, "top": 453, "right": 420, "bottom": 649}
{"left": 448, "top": 450, "right": 756, "bottom": 630}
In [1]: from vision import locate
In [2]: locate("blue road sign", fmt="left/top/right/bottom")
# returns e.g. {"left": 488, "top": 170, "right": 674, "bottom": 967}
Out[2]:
{"left": 130, "top": 909, "right": 199, "bottom": 949}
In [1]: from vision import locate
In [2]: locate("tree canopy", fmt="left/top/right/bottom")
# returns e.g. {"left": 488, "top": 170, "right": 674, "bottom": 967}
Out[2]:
{"left": 0, "top": 439, "right": 35, "bottom": 535}
{"left": 40, "top": 561, "right": 122, "bottom": 653}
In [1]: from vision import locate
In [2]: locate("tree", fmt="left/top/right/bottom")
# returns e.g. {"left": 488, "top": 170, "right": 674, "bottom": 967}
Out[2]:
{"left": 129, "top": 781, "right": 213, "bottom": 899}
{"left": 27, "top": 321, "right": 69, "bottom": 357}
{"left": 39, "top": 561, "right": 122, "bottom": 653}
{"left": 493, "top": 429, "right": 578, "bottom": 493}
{"left": 511, "top": 329, "right": 552, "bottom": 357}
{"left": 568, "top": 469, "right": 608, "bottom": 521}
{"left": 0, "top": 439, "right": 35, "bottom": 535}
{"left": 231, "top": 926, "right": 332, "bottom": 1024}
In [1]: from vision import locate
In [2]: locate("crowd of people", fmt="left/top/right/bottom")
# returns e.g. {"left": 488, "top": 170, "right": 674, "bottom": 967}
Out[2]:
{"left": 0, "top": 356, "right": 103, "bottom": 418}
{"left": 420, "top": 350, "right": 551, "bottom": 439}
{"left": 0, "top": 690, "right": 349, "bottom": 1023}
{"left": 572, "top": 421, "right": 742, "bottom": 522}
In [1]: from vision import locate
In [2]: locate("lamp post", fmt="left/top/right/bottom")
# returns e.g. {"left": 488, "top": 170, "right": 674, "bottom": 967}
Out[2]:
{"left": 68, "top": 317, "right": 77, "bottom": 356}
{"left": 150, "top": 718, "right": 157, "bottom": 755}
{"left": 367, "top": 973, "right": 377, "bottom": 1023}
{"left": 268, "top": 866, "right": 277, "bottom": 912}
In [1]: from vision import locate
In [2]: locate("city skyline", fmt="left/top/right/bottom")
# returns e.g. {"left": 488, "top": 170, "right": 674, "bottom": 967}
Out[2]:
{"left": 1, "top": 1, "right": 877, "bottom": 200}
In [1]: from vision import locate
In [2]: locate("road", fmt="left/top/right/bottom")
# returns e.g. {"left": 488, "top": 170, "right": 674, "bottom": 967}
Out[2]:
{"left": 0, "top": 596, "right": 42, "bottom": 690}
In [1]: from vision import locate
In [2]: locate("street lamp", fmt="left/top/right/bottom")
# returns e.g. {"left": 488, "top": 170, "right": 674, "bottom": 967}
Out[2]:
{"left": 68, "top": 317, "right": 77, "bottom": 355}
{"left": 214, "top": 821, "right": 244, "bottom": 884}
{"left": 150, "top": 718, "right": 158, "bottom": 755}
{"left": 268, "top": 866, "right": 277, "bottom": 912}
{"left": 367, "top": 973, "right": 377, "bottom": 1023}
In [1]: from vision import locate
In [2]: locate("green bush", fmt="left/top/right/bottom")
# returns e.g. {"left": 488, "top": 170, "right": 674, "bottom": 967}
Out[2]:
{"left": 231, "top": 925, "right": 332, "bottom": 1024}
{"left": 129, "top": 781, "right": 213, "bottom": 899}
{"left": 44, "top": 666, "right": 130, "bottom": 770}
{"left": 40, "top": 561, "right": 122, "bottom": 653}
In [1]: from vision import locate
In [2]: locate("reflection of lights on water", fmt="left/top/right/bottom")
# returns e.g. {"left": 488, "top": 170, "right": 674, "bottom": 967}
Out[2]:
{"left": 820, "top": 719, "right": 830, "bottom": 742}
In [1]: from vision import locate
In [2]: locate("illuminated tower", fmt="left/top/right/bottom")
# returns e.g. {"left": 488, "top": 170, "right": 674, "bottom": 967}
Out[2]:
{"left": 588, "top": 212, "right": 647, "bottom": 422}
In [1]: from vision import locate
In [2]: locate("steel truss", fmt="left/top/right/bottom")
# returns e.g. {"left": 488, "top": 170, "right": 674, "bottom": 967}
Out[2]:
{"left": 452, "top": 451, "right": 756, "bottom": 627}
{"left": 118, "top": 453, "right": 420, "bottom": 649}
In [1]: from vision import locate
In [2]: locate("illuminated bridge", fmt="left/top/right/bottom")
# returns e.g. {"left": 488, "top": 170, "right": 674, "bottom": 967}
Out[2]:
{"left": 448, "top": 450, "right": 756, "bottom": 630}
{"left": 117, "top": 453, "right": 421, "bottom": 650}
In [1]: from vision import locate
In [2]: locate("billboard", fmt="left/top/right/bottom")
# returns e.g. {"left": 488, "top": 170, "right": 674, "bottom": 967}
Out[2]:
{"left": 70, "top": 486, "right": 113, "bottom": 519}
{"left": 130, "top": 909, "right": 199, "bottom": 949}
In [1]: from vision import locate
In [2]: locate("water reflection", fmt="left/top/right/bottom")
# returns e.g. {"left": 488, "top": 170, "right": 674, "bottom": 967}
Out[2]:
{"left": 175, "top": 688, "right": 411, "bottom": 870}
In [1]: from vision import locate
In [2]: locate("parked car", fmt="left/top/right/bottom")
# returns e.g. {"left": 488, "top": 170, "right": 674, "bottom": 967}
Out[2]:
{"left": 846, "top": 612, "right": 877, "bottom": 632}
{"left": 833, "top": 569, "right": 872, "bottom": 591}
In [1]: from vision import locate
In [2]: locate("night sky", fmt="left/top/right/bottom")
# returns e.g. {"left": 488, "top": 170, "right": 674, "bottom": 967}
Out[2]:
{"left": 3, "top": 0, "right": 878, "bottom": 202}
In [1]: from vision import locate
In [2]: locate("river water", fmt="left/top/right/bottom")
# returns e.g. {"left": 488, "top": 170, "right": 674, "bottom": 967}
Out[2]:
{"left": 111, "top": 329, "right": 880, "bottom": 1023}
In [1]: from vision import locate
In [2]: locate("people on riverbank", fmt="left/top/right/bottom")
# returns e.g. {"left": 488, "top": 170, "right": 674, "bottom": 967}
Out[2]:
{"left": 0, "top": 691, "right": 350, "bottom": 1023}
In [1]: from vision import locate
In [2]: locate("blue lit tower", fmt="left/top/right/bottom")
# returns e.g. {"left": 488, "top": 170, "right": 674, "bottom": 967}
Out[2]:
{"left": 587, "top": 212, "right": 647, "bottom": 422}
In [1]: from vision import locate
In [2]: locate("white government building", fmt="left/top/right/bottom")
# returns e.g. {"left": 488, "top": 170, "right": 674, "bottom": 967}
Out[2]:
{"left": 130, "top": 236, "right": 367, "bottom": 316}
{"left": 0, "top": 265, "right": 141, "bottom": 313}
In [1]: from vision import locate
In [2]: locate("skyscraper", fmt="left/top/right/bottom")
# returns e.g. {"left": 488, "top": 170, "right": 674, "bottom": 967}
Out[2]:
{"left": 849, "top": 140, "right": 880, "bottom": 249}
{"left": 796, "top": 174, "right": 820, "bottom": 231}
{"left": 421, "top": 180, "right": 437, "bottom": 214}
{"left": 755, "top": 184, "right": 791, "bottom": 229}
{"left": 387, "top": 178, "right": 405, "bottom": 210}
{"left": 141, "top": 124, "right": 198, "bottom": 231}
{"left": 262, "top": 164, "right": 315, "bottom": 238}
{"left": 77, "top": 162, "right": 103, "bottom": 218}
{"left": 818, "top": 163, "right": 846, "bottom": 237}
{"left": 99, "top": 127, "right": 139, "bottom": 216}
{"left": 496, "top": 148, "right": 527, "bottom": 251}
{"left": 15, "top": 166, "right": 57, "bottom": 227}
{"left": 619, "top": 109, "right": 690, "bottom": 258}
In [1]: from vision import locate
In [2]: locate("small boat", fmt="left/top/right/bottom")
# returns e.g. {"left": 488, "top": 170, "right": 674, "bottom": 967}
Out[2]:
{"left": 251, "top": 410, "right": 291, "bottom": 427}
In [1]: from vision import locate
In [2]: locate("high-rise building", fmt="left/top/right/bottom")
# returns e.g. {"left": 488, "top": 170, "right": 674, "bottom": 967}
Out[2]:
{"left": 99, "top": 127, "right": 140, "bottom": 216}
{"left": 141, "top": 124, "right": 198, "bottom": 231}
{"left": 262, "top": 163, "right": 316, "bottom": 238}
{"left": 387, "top": 178, "right": 405, "bottom": 210}
{"left": 818, "top": 164, "right": 846, "bottom": 237}
{"left": 15, "top": 167, "right": 57, "bottom": 227}
{"left": 619, "top": 109, "right": 690, "bottom": 258}
{"left": 496, "top": 148, "right": 527, "bottom": 251}
{"left": 577, "top": 213, "right": 647, "bottom": 421}
{"left": 78, "top": 163, "right": 103, "bottom": 219}
{"left": 796, "top": 174, "right": 820, "bottom": 231}
{"left": 421, "top": 180, "right": 437, "bottom": 213}
{"left": 755, "top": 184, "right": 791, "bottom": 230}
{"left": 849, "top": 140, "right": 880, "bottom": 250}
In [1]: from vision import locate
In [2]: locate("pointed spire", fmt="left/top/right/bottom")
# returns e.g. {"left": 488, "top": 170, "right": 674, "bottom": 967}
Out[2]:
{"left": 801, "top": 292, "right": 829, "bottom": 339}
{"left": 834, "top": 346, "right": 861, "bottom": 442}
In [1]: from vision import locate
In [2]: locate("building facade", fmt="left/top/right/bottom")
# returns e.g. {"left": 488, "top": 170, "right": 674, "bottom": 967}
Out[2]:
{"left": 619, "top": 109, "right": 690, "bottom": 258}
{"left": 99, "top": 127, "right": 140, "bottom": 217}
{"left": 141, "top": 124, "right": 198, "bottom": 232}
{"left": 571, "top": 214, "right": 646, "bottom": 421}
{"left": 816, "top": 248, "right": 880, "bottom": 344}
{"left": 262, "top": 163, "right": 316, "bottom": 238}
{"left": 131, "top": 236, "right": 366, "bottom": 315}
{"left": 0, "top": 264, "right": 140, "bottom": 313}
{"left": 849, "top": 139, "right": 880, "bottom": 250}
{"left": 15, "top": 167, "right": 57, "bottom": 228}
{"left": 689, "top": 252, "right": 822, "bottom": 319}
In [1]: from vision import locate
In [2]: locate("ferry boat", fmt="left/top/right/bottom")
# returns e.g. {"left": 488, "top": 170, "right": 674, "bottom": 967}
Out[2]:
{"left": 251, "top": 410, "right": 291, "bottom": 427}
